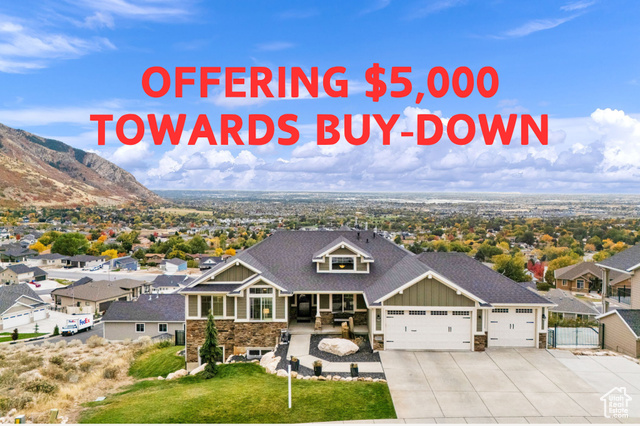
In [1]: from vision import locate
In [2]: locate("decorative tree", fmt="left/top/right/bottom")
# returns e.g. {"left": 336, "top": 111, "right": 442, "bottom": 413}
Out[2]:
{"left": 53, "top": 325, "right": 60, "bottom": 336}
{"left": 199, "top": 310, "right": 223, "bottom": 379}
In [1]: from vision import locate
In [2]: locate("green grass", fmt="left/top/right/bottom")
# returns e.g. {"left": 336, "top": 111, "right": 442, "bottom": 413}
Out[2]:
{"left": 81, "top": 363, "right": 396, "bottom": 423}
{"left": 129, "top": 345, "right": 186, "bottom": 379}
{"left": 0, "top": 332, "right": 46, "bottom": 343}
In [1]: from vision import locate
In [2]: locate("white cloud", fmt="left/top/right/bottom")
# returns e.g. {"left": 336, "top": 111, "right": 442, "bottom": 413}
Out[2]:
{"left": 256, "top": 42, "right": 295, "bottom": 52}
{"left": 502, "top": 16, "right": 577, "bottom": 38}
{"left": 560, "top": 0, "right": 596, "bottom": 12}
{"left": 107, "top": 141, "right": 151, "bottom": 169}
{"left": 69, "top": 0, "right": 193, "bottom": 22}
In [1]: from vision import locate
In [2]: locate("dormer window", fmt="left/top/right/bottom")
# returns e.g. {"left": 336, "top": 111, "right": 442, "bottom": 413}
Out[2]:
{"left": 332, "top": 257, "right": 354, "bottom": 271}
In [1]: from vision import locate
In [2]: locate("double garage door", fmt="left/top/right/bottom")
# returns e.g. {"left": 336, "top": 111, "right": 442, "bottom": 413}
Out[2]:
{"left": 385, "top": 309, "right": 472, "bottom": 350}
{"left": 2, "top": 311, "right": 31, "bottom": 329}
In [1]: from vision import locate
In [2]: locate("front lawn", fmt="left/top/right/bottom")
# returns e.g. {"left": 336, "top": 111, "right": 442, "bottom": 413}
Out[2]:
{"left": 129, "top": 345, "right": 185, "bottom": 379}
{"left": 0, "top": 332, "right": 46, "bottom": 343}
{"left": 81, "top": 363, "right": 396, "bottom": 423}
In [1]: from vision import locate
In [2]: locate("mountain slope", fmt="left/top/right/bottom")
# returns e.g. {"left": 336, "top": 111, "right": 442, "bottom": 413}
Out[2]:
{"left": 0, "top": 123, "right": 163, "bottom": 207}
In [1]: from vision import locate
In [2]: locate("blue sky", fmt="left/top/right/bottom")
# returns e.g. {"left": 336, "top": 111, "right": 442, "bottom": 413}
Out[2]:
{"left": 1, "top": 0, "right": 639, "bottom": 193}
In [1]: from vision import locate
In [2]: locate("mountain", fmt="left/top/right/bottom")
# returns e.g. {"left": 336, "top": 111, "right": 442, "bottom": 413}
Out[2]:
{"left": 0, "top": 123, "right": 163, "bottom": 207}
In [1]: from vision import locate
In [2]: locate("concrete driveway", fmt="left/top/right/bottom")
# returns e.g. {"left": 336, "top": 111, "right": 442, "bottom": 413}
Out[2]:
{"left": 379, "top": 348, "right": 640, "bottom": 423}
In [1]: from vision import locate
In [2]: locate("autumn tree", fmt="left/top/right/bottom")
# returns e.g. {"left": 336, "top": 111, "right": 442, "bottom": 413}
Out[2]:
{"left": 29, "top": 241, "right": 47, "bottom": 253}
{"left": 545, "top": 255, "right": 580, "bottom": 286}
{"left": 492, "top": 254, "right": 529, "bottom": 282}
{"left": 101, "top": 249, "right": 118, "bottom": 260}
{"left": 51, "top": 233, "right": 90, "bottom": 256}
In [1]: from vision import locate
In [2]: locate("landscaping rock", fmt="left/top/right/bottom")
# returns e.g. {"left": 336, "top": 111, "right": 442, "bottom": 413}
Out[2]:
{"left": 276, "top": 369, "right": 288, "bottom": 377}
{"left": 332, "top": 375, "right": 341, "bottom": 381}
{"left": 166, "top": 369, "right": 188, "bottom": 380}
{"left": 310, "top": 376, "right": 318, "bottom": 381}
{"left": 318, "top": 338, "right": 359, "bottom": 356}
{"left": 380, "top": 379, "right": 387, "bottom": 383}
{"left": 344, "top": 377, "right": 352, "bottom": 381}
{"left": 189, "top": 363, "right": 207, "bottom": 375}
{"left": 259, "top": 351, "right": 281, "bottom": 374}
{"left": 291, "top": 371, "right": 298, "bottom": 378}
{"left": 157, "top": 376, "right": 164, "bottom": 380}
{"left": 364, "top": 377, "right": 373, "bottom": 382}
{"left": 317, "top": 375, "right": 326, "bottom": 381}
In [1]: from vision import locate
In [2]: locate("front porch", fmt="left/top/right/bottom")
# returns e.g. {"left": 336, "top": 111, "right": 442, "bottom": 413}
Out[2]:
{"left": 288, "top": 319, "right": 369, "bottom": 335}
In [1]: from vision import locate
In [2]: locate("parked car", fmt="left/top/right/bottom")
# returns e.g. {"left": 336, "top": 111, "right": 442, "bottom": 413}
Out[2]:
{"left": 28, "top": 280, "right": 41, "bottom": 288}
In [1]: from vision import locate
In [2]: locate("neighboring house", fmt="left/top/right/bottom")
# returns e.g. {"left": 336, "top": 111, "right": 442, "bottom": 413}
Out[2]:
{"left": 0, "top": 248, "right": 38, "bottom": 263}
{"left": 51, "top": 279, "right": 148, "bottom": 314}
{"left": 554, "top": 262, "right": 605, "bottom": 293}
{"left": 199, "top": 256, "right": 223, "bottom": 271}
{"left": 152, "top": 274, "right": 194, "bottom": 294}
{"left": 180, "top": 231, "right": 554, "bottom": 370}
{"left": 160, "top": 258, "right": 188, "bottom": 274}
{"left": 0, "top": 264, "right": 47, "bottom": 285}
{"left": 145, "top": 253, "right": 165, "bottom": 265}
{"left": 597, "top": 245, "right": 640, "bottom": 309}
{"left": 544, "top": 289, "right": 599, "bottom": 322}
{"left": 596, "top": 310, "right": 640, "bottom": 357}
{"left": 19, "top": 234, "right": 37, "bottom": 247}
{"left": 65, "top": 255, "right": 107, "bottom": 269}
{"left": 109, "top": 256, "right": 140, "bottom": 271}
{"left": 0, "top": 283, "right": 49, "bottom": 330}
{"left": 26, "top": 253, "right": 69, "bottom": 268}
{"left": 102, "top": 294, "right": 185, "bottom": 341}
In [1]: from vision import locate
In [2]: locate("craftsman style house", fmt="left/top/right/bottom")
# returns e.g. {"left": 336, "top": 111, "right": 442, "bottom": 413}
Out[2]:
{"left": 181, "top": 231, "right": 553, "bottom": 370}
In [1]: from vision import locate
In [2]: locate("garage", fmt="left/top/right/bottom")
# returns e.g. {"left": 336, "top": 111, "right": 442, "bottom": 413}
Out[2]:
{"left": 488, "top": 307, "right": 536, "bottom": 347}
{"left": 33, "top": 308, "right": 47, "bottom": 321}
{"left": 2, "top": 311, "right": 31, "bottom": 329}
{"left": 384, "top": 308, "right": 472, "bottom": 350}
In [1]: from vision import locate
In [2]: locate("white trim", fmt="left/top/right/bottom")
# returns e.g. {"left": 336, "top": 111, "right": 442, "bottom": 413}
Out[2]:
{"left": 491, "top": 303, "right": 555, "bottom": 307}
{"left": 316, "top": 255, "right": 370, "bottom": 274}
{"left": 233, "top": 275, "right": 287, "bottom": 293}
{"left": 158, "top": 323, "right": 168, "bottom": 333}
{"left": 596, "top": 263, "right": 633, "bottom": 275}
{"left": 375, "top": 270, "right": 485, "bottom": 304}
{"left": 312, "top": 240, "right": 375, "bottom": 263}
{"left": 186, "top": 259, "right": 262, "bottom": 288}
{"left": 135, "top": 323, "right": 145, "bottom": 333}
{"left": 597, "top": 310, "right": 640, "bottom": 339}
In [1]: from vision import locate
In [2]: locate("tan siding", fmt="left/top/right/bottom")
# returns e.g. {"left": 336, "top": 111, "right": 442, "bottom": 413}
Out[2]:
{"left": 188, "top": 295, "right": 198, "bottom": 317}
{"left": 237, "top": 293, "right": 247, "bottom": 319}
{"left": 385, "top": 277, "right": 474, "bottom": 307}
{"left": 329, "top": 247, "right": 357, "bottom": 256}
{"left": 318, "top": 261, "right": 330, "bottom": 271}
{"left": 104, "top": 321, "right": 184, "bottom": 341}
{"left": 320, "top": 294, "right": 330, "bottom": 309}
{"left": 631, "top": 273, "right": 640, "bottom": 309}
{"left": 602, "top": 314, "right": 638, "bottom": 357}
{"left": 276, "top": 295, "right": 286, "bottom": 320}
{"left": 356, "top": 258, "right": 367, "bottom": 272}
{"left": 226, "top": 296, "right": 235, "bottom": 317}
{"left": 211, "top": 264, "right": 255, "bottom": 282}
{"left": 3, "top": 305, "right": 30, "bottom": 315}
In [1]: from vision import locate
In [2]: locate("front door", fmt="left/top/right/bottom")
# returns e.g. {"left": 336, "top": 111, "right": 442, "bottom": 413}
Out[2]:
{"left": 332, "top": 294, "right": 342, "bottom": 312}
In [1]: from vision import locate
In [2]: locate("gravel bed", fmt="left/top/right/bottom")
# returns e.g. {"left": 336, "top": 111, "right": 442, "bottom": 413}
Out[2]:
{"left": 296, "top": 364, "right": 385, "bottom": 380}
{"left": 274, "top": 342, "right": 290, "bottom": 371}
{"left": 309, "top": 334, "right": 381, "bottom": 363}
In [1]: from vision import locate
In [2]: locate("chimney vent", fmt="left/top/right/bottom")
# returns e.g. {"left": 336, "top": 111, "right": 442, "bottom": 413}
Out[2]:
{"left": 366, "top": 238, "right": 369, "bottom": 243}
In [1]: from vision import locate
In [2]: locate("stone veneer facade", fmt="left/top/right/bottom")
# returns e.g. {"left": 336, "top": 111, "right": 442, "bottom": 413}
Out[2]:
{"left": 186, "top": 319, "right": 287, "bottom": 363}
{"left": 318, "top": 311, "right": 368, "bottom": 326}
{"left": 538, "top": 332, "right": 547, "bottom": 349}
{"left": 474, "top": 333, "right": 488, "bottom": 351}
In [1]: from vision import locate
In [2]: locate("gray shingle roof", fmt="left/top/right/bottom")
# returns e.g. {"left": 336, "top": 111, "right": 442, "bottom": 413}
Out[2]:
{"left": 615, "top": 310, "right": 640, "bottom": 337}
{"left": 597, "top": 244, "right": 640, "bottom": 272}
{"left": 544, "top": 289, "right": 599, "bottom": 315}
{"left": 34, "top": 253, "right": 68, "bottom": 260}
{"left": 67, "top": 255, "right": 107, "bottom": 262}
{"left": 102, "top": 294, "right": 184, "bottom": 322}
{"left": 185, "top": 231, "right": 553, "bottom": 307}
{"left": 0, "top": 283, "right": 46, "bottom": 315}
{"left": 162, "top": 258, "right": 187, "bottom": 266}
{"left": 152, "top": 275, "right": 194, "bottom": 288}
{"left": 52, "top": 279, "right": 133, "bottom": 302}
{"left": 555, "top": 262, "right": 602, "bottom": 280}
{"left": 181, "top": 283, "right": 242, "bottom": 293}
{"left": 416, "top": 252, "right": 552, "bottom": 305}
{"left": 6, "top": 264, "right": 35, "bottom": 274}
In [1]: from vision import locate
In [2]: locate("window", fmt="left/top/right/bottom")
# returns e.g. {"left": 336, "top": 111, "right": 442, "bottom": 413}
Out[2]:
{"left": 332, "top": 294, "right": 354, "bottom": 312}
{"left": 158, "top": 323, "right": 168, "bottom": 333}
{"left": 85, "top": 302, "right": 90, "bottom": 306}
{"left": 409, "top": 310, "right": 426, "bottom": 315}
{"left": 453, "top": 311, "right": 470, "bottom": 316}
{"left": 247, "top": 348, "right": 273, "bottom": 360}
{"left": 577, "top": 279, "right": 585, "bottom": 289}
{"left": 562, "top": 280, "right": 567, "bottom": 286}
{"left": 331, "top": 257, "right": 354, "bottom": 271}
{"left": 249, "top": 287, "right": 273, "bottom": 321}
{"left": 492, "top": 308, "right": 509, "bottom": 313}
{"left": 135, "top": 323, "right": 145, "bottom": 333}
{"left": 212, "top": 296, "right": 224, "bottom": 316}
{"left": 201, "top": 296, "right": 212, "bottom": 317}
{"left": 375, "top": 309, "right": 382, "bottom": 331}
{"left": 188, "top": 295, "right": 198, "bottom": 317}
{"left": 516, "top": 308, "right": 533, "bottom": 313}
{"left": 387, "top": 310, "right": 404, "bottom": 315}
{"left": 431, "top": 311, "right": 448, "bottom": 315}
{"left": 477, "top": 310, "right": 483, "bottom": 332}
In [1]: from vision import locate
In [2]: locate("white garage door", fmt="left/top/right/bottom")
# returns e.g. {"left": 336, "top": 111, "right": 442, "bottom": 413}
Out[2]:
{"left": 2, "top": 311, "right": 31, "bottom": 329}
{"left": 385, "top": 309, "right": 472, "bottom": 350}
{"left": 488, "top": 308, "right": 536, "bottom": 347}
{"left": 33, "top": 308, "right": 47, "bottom": 321}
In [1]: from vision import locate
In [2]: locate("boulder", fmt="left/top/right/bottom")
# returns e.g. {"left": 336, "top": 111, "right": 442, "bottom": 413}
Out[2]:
{"left": 166, "top": 369, "right": 188, "bottom": 380}
{"left": 276, "top": 369, "right": 288, "bottom": 377}
{"left": 318, "top": 338, "right": 359, "bottom": 356}
{"left": 259, "top": 351, "right": 281, "bottom": 374}
{"left": 189, "top": 363, "right": 207, "bottom": 375}
{"left": 157, "top": 376, "right": 164, "bottom": 380}
{"left": 317, "top": 375, "right": 326, "bottom": 381}
{"left": 291, "top": 371, "right": 298, "bottom": 378}
{"left": 332, "top": 375, "right": 341, "bottom": 381}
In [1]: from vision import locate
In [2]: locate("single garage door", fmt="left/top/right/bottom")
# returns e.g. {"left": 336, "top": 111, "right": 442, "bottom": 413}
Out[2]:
{"left": 385, "top": 309, "right": 472, "bottom": 350}
{"left": 488, "top": 308, "right": 536, "bottom": 347}
{"left": 2, "top": 311, "right": 31, "bottom": 329}
{"left": 33, "top": 308, "right": 47, "bottom": 321}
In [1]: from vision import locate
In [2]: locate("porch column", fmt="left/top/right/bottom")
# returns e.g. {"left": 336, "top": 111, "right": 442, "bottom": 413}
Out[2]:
{"left": 316, "top": 294, "right": 320, "bottom": 317}
{"left": 602, "top": 268, "right": 610, "bottom": 313}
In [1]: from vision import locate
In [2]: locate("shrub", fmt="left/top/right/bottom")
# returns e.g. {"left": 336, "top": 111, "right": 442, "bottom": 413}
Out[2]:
{"left": 55, "top": 340, "right": 67, "bottom": 349}
{"left": 79, "top": 361, "right": 93, "bottom": 373}
{"left": 68, "top": 339, "right": 82, "bottom": 347}
{"left": 24, "top": 379, "right": 58, "bottom": 394}
{"left": 11, "top": 329, "right": 18, "bottom": 341}
{"left": 103, "top": 367, "right": 119, "bottom": 379}
{"left": 87, "top": 335, "right": 107, "bottom": 348}
{"left": 52, "top": 325, "right": 60, "bottom": 336}
{"left": 536, "top": 281, "right": 552, "bottom": 291}
{"left": 0, "top": 395, "right": 33, "bottom": 412}
{"left": 155, "top": 340, "right": 172, "bottom": 349}
{"left": 49, "top": 355, "right": 65, "bottom": 366}
{"left": 42, "top": 365, "right": 66, "bottom": 381}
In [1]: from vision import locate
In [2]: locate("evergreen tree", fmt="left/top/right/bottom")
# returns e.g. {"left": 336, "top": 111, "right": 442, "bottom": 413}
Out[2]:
{"left": 11, "top": 329, "right": 18, "bottom": 341}
{"left": 53, "top": 325, "right": 60, "bottom": 336}
{"left": 199, "top": 310, "right": 223, "bottom": 379}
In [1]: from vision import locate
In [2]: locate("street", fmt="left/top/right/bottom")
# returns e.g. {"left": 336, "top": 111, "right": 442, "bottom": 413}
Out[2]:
{"left": 25, "top": 323, "right": 104, "bottom": 346}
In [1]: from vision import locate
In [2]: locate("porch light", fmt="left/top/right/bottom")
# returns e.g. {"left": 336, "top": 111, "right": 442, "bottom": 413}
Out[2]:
{"left": 456, "top": 290, "right": 461, "bottom": 295}
{"left": 263, "top": 308, "right": 270, "bottom": 315}
{"left": 427, "top": 274, "right": 432, "bottom": 279}
{"left": 339, "top": 265, "right": 345, "bottom": 268}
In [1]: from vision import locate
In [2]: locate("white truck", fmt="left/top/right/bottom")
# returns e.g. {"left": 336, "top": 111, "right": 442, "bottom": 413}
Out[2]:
{"left": 61, "top": 315, "right": 94, "bottom": 336}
